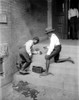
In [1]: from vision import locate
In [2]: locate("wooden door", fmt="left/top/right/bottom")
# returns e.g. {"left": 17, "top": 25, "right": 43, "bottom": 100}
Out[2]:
{"left": 52, "top": 0, "right": 66, "bottom": 39}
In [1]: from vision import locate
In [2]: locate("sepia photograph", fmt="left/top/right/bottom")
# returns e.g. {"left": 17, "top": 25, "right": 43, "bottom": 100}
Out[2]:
{"left": 0, "top": 0, "right": 79, "bottom": 100}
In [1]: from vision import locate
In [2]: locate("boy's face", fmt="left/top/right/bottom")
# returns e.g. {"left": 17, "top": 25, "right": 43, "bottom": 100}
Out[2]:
{"left": 33, "top": 39, "right": 38, "bottom": 44}
{"left": 48, "top": 33, "right": 52, "bottom": 38}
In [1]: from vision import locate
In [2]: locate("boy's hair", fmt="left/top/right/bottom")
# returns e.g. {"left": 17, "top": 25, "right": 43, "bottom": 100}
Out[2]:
{"left": 33, "top": 37, "right": 39, "bottom": 44}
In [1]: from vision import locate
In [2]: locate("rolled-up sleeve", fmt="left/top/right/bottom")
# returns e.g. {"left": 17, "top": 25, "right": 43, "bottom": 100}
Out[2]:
{"left": 46, "top": 36, "right": 55, "bottom": 55}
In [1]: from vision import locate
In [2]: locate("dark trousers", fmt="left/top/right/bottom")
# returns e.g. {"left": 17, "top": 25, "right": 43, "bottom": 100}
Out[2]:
{"left": 19, "top": 47, "right": 32, "bottom": 71}
{"left": 69, "top": 16, "right": 78, "bottom": 39}
{"left": 46, "top": 45, "right": 61, "bottom": 62}
{"left": 45, "top": 45, "right": 61, "bottom": 73}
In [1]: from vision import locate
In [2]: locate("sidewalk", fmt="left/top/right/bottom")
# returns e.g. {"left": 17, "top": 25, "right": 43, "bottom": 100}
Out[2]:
{"left": 1, "top": 39, "right": 79, "bottom": 100}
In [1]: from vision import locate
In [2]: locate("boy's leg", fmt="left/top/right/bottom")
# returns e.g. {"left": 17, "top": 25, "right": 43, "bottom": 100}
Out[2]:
{"left": 50, "top": 45, "right": 61, "bottom": 62}
{"left": 19, "top": 53, "right": 32, "bottom": 71}
{"left": 54, "top": 53, "right": 60, "bottom": 62}
{"left": 20, "top": 53, "right": 31, "bottom": 63}
{"left": 41, "top": 45, "right": 61, "bottom": 76}
{"left": 20, "top": 61, "right": 31, "bottom": 71}
{"left": 45, "top": 59, "right": 50, "bottom": 73}
{"left": 40, "top": 58, "right": 54, "bottom": 76}
{"left": 40, "top": 56, "right": 51, "bottom": 76}
{"left": 45, "top": 50, "right": 59, "bottom": 72}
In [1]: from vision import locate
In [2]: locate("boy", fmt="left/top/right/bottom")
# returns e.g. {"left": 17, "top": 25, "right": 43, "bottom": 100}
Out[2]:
{"left": 18, "top": 37, "right": 39, "bottom": 74}
{"left": 41, "top": 29, "right": 61, "bottom": 76}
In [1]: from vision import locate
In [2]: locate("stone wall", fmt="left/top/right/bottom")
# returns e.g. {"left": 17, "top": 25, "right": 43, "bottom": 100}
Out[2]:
{"left": 0, "top": 0, "right": 31, "bottom": 86}
{"left": 0, "top": 0, "right": 47, "bottom": 86}
{"left": 0, "top": 0, "right": 15, "bottom": 86}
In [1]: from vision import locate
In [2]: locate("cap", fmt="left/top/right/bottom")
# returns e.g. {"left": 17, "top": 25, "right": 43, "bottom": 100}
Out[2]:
{"left": 45, "top": 29, "right": 55, "bottom": 34}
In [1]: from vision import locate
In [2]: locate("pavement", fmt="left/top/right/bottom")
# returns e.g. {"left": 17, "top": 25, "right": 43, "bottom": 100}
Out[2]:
{"left": 0, "top": 39, "right": 79, "bottom": 100}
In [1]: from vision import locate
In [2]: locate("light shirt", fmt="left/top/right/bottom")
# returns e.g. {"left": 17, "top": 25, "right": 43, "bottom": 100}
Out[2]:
{"left": 24, "top": 40, "right": 33, "bottom": 56}
{"left": 47, "top": 33, "right": 60, "bottom": 55}
{"left": 68, "top": 8, "right": 79, "bottom": 20}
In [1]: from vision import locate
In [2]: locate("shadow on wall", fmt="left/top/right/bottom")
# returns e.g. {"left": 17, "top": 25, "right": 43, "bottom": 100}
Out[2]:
{"left": 0, "top": 0, "right": 47, "bottom": 87}
{"left": 11, "top": 0, "right": 32, "bottom": 45}
{"left": 12, "top": 0, "right": 47, "bottom": 38}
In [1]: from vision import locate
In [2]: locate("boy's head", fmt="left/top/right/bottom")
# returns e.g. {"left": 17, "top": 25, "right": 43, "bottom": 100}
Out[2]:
{"left": 33, "top": 37, "right": 39, "bottom": 44}
{"left": 45, "top": 29, "right": 55, "bottom": 37}
{"left": 45, "top": 29, "right": 55, "bottom": 34}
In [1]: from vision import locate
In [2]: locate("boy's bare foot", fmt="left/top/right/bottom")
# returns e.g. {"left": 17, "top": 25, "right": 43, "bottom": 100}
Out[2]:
{"left": 40, "top": 71, "right": 54, "bottom": 76}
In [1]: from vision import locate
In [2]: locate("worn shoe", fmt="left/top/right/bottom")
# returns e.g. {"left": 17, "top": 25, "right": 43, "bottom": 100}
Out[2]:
{"left": 19, "top": 70, "right": 29, "bottom": 75}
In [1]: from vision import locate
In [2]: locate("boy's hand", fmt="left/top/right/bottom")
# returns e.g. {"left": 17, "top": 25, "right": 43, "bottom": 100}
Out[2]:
{"left": 43, "top": 46, "right": 47, "bottom": 49}
{"left": 43, "top": 46, "right": 48, "bottom": 53}
{"left": 39, "top": 51, "right": 42, "bottom": 55}
{"left": 37, "top": 51, "right": 42, "bottom": 55}
{"left": 33, "top": 50, "right": 42, "bottom": 55}
{"left": 35, "top": 48, "right": 40, "bottom": 51}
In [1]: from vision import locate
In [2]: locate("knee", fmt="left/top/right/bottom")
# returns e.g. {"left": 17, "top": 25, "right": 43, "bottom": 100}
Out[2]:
{"left": 28, "top": 59, "right": 32, "bottom": 64}
{"left": 45, "top": 55, "right": 50, "bottom": 60}
{"left": 54, "top": 60, "right": 58, "bottom": 63}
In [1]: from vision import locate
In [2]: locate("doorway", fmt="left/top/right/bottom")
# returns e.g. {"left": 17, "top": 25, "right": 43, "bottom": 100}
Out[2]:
{"left": 52, "top": 0, "right": 65, "bottom": 39}
{"left": 68, "top": 0, "right": 79, "bottom": 39}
